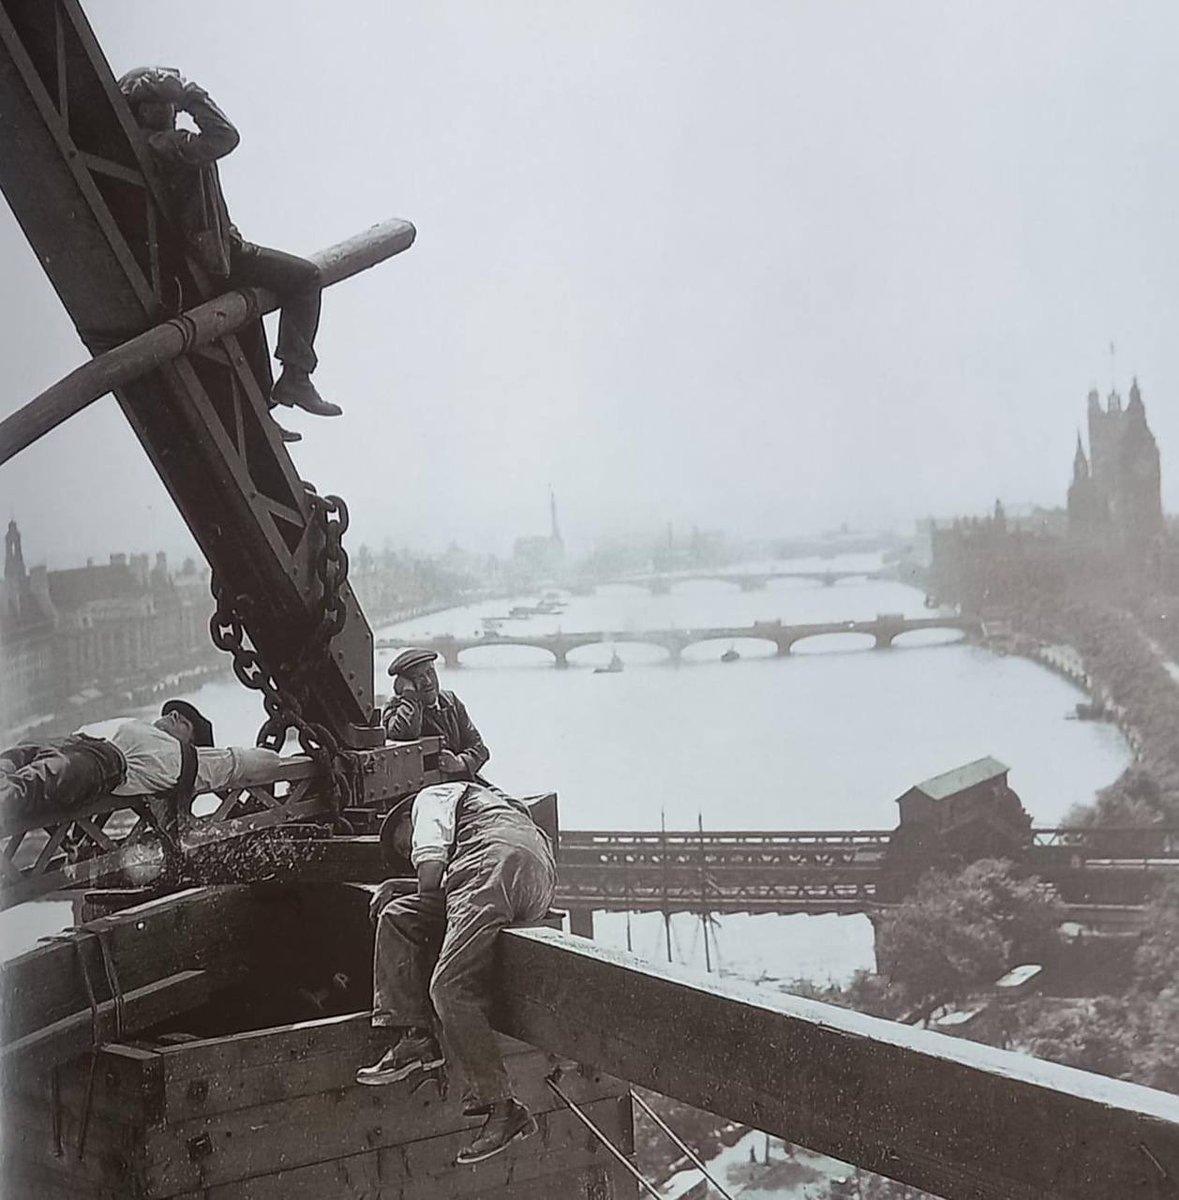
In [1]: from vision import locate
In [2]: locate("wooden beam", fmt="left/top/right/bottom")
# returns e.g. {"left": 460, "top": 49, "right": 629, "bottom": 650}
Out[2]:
{"left": 1, "top": 887, "right": 250, "bottom": 1041}
{"left": 496, "top": 926, "right": 1179, "bottom": 1200}
{"left": 0, "top": 219, "right": 415, "bottom": 465}
{"left": 0, "top": 970, "right": 208, "bottom": 1081}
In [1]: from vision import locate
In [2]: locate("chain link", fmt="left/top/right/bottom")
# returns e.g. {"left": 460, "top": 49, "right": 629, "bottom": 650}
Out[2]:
{"left": 208, "top": 487, "right": 361, "bottom": 820}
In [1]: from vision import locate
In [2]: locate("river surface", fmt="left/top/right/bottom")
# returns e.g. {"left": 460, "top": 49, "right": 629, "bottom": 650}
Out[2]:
{"left": 1, "top": 554, "right": 1130, "bottom": 985}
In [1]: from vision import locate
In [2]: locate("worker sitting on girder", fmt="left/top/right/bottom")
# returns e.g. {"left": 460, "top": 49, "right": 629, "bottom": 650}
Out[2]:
{"left": 117, "top": 66, "right": 340, "bottom": 442}
{"left": 383, "top": 648, "right": 490, "bottom": 781}
{"left": 0, "top": 699, "right": 289, "bottom": 825}
{"left": 357, "top": 781, "right": 556, "bottom": 1165}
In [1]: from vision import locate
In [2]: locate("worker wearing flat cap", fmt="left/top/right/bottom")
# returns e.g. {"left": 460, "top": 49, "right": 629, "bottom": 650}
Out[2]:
{"left": 1, "top": 699, "right": 292, "bottom": 823}
{"left": 382, "top": 649, "right": 490, "bottom": 782}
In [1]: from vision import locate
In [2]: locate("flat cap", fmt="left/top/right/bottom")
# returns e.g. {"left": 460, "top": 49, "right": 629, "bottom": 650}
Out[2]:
{"left": 387, "top": 647, "right": 439, "bottom": 677}
{"left": 161, "top": 699, "right": 214, "bottom": 747}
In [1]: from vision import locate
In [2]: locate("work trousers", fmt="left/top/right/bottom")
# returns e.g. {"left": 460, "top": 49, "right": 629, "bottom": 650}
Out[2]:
{"left": 229, "top": 241, "right": 321, "bottom": 374}
{"left": 0, "top": 736, "right": 126, "bottom": 826}
{"left": 372, "top": 825, "right": 556, "bottom": 1105}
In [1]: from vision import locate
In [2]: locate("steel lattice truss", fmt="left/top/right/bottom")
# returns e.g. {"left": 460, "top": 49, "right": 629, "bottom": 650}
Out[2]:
{"left": 0, "top": 762, "right": 329, "bottom": 910}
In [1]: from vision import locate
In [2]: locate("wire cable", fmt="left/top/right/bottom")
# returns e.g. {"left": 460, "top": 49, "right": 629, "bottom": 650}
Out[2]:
{"left": 629, "top": 1087, "right": 738, "bottom": 1200}
{"left": 545, "top": 1073, "right": 663, "bottom": 1200}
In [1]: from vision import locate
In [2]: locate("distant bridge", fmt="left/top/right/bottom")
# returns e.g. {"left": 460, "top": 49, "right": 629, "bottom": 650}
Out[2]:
{"left": 376, "top": 614, "right": 979, "bottom": 667}
{"left": 588, "top": 566, "right": 897, "bottom": 593}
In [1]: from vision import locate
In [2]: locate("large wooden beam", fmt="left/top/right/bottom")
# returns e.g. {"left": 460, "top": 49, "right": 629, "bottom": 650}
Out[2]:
{"left": 1, "top": 886, "right": 253, "bottom": 1043}
{"left": 0, "top": 969, "right": 208, "bottom": 1078}
{"left": 496, "top": 926, "right": 1179, "bottom": 1200}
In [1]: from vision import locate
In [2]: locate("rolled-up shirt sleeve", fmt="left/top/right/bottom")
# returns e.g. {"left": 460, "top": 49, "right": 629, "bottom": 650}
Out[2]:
{"left": 410, "top": 783, "right": 467, "bottom": 867}
{"left": 195, "top": 747, "right": 291, "bottom": 792}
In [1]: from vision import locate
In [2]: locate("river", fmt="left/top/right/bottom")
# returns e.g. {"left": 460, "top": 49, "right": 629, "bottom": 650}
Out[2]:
{"left": 0, "top": 554, "right": 1130, "bottom": 987}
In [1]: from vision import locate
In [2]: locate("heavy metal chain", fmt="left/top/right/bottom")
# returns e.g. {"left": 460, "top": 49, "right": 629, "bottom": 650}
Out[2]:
{"left": 208, "top": 487, "right": 360, "bottom": 817}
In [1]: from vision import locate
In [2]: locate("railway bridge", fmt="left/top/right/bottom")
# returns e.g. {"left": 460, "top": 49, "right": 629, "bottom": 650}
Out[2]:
{"left": 379, "top": 614, "right": 980, "bottom": 667}
{"left": 555, "top": 825, "right": 1179, "bottom": 934}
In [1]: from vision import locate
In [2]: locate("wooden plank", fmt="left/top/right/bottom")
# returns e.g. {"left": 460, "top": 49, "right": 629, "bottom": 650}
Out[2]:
{"left": 394, "top": 1095, "right": 635, "bottom": 1200}
{"left": 441, "top": 1164, "right": 636, "bottom": 1200}
{"left": 141, "top": 1047, "right": 627, "bottom": 1195}
{"left": 12, "top": 1041, "right": 163, "bottom": 1128}
{"left": 154, "top": 1010, "right": 543, "bottom": 1122}
{"left": 3, "top": 882, "right": 369, "bottom": 1048}
{"left": 497, "top": 926, "right": 1179, "bottom": 1200}
{"left": 180, "top": 1095, "right": 633, "bottom": 1200}
{"left": 1, "top": 1092, "right": 141, "bottom": 1192}
{"left": 0, "top": 886, "right": 251, "bottom": 1041}
{"left": 0, "top": 1158, "right": 129, "bottom": 1200}
{"left": 160, "top": 1020, "right": 391, "bottom": 1122}
{"left": 173, "top": 1148, "right": 381, "bottom": 1200}
{"left": 1, "top": 970, "right": 208, "bottom": 1082}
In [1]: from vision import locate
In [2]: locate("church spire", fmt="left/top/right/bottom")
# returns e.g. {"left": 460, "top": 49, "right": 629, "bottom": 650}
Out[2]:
{"left": 5, "top": 519, "right": 25, "bottom": 581}
{"left": 548, "top": 485, "right": 562, "bottom": 545}
{"left": 1128, "top": 375, "right": 1145, "bottom": 416}
{"left": 1073, "top": 432, "right": 1089, "bottom": 480}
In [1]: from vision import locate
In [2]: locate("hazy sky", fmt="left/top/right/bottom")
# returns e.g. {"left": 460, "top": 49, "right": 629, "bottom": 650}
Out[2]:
{"left": 2, "top": 2, "right": 1179, "bottom": 566}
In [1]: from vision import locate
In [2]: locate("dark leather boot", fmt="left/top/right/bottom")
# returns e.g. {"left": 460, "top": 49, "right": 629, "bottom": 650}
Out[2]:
{"left": 455, "top": 1099, "right": 537, "bottom": 1164}
{"left": 270, "top": 416, "right": 302, "bottom": 443}
{"left": 272, "top": 366, "right": 342, "bottom": 417}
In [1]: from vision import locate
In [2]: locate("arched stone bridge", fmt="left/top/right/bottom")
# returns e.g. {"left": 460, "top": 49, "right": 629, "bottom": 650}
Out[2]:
{"left": 376, "top": 615, "right": 979, "bottom": 668}
{"left": 588, "top": 566, "right": 896, "bottom": 594}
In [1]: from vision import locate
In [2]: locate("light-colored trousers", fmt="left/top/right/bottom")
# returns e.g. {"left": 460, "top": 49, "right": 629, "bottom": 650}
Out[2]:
{"left": 372, "top": 817, "right": 555, "bottom": 1105}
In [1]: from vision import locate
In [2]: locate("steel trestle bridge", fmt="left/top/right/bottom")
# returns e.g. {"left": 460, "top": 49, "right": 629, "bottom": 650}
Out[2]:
{"left": 555, "top": 826, "right": 1179, "bottom": 918}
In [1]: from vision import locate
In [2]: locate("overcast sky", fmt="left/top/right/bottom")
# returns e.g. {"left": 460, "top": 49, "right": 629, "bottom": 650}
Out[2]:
{"left": 2, "top": 2, "right": 1178, "bottom": 566}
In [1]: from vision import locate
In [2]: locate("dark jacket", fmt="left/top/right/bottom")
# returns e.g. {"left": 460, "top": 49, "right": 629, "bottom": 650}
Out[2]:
{"left": 145, "top": 85, "right": 241, "bottom": 276}
{"left": 382, "top": 690, "right": 490, "bottom": 781}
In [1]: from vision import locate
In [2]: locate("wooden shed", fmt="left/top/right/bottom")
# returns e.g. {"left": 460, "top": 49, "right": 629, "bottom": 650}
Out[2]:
{"left": 894, "top": 756, "right": 1015, "bottom": 832}
{"left": 881, "top": 757, "right": 1033, "bottom": 891}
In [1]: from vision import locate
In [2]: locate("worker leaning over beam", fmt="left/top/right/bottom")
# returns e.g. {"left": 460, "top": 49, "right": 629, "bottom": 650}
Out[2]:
{"left": 117, "top": 65, "right": 341, "bottom": 444}
{"left": 0, "top": 700, "right": 289, "bottom": 823}
{"left": 357, "top": 780, "right": 556, "bottom": 1165}
{"left": 383, "top": 648, "right": 490, "bottom": 782}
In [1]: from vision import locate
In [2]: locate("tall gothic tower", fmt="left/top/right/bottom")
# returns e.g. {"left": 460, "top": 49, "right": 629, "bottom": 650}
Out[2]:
{"left": 1070, "top": 378, "right": 1163, "bottom": 549}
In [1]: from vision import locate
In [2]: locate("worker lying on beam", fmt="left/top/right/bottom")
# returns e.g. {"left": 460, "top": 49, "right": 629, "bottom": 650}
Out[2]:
{"left": 358, "top": 781, "right": 556, "bottom": 1165}
{"left": 0, "top": 700, "right": 290, "bottom": 829}
{"left": 117, "top": 66, "right": 340, "bottom": 444}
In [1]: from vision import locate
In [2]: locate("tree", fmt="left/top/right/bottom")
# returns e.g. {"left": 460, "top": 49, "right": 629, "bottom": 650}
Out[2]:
{"left": 1017, "top": 884, "right": 1179, "bottom": 1088}
{"left": 1019, "top": 997, "right": 1135, "bottom": 1080}
{"left": 874, "top": 860, "right": 1063, "bottom": 1004}
{"left": 1132, "top": 881, "right": 1179, "bottom": 993}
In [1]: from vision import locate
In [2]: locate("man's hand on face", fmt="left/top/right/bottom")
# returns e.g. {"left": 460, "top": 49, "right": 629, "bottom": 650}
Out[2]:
{"left": 150, "top": 72, "right": 188, "bottom": 106}
{"left": 437, "top": 749, "right": 464, "bottom": 776}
